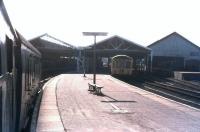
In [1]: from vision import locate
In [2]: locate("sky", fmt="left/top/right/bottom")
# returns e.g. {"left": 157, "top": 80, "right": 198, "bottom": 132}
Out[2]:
{"left": 4, "top": 0, "right": 200, "bottom": 47}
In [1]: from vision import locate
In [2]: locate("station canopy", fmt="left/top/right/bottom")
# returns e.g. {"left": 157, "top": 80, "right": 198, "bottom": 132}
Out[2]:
{"left": 30, "top": 34, "right": 75, "bottom": 58}
{"left": 85, "top": 35, "right": 151, "bottom": 57}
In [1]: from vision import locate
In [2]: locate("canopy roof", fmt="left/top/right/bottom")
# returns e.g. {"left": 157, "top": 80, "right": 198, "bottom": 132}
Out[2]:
{"left": 30, "top": 34, "right": 75, "bottom": 58}
{"left": 85, "top": 35, "right": 151, "bottom": 57}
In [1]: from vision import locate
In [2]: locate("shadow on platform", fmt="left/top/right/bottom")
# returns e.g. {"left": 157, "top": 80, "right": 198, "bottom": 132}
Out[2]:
{"left": 101, "top": 94, "right": 137, "bottom": 103}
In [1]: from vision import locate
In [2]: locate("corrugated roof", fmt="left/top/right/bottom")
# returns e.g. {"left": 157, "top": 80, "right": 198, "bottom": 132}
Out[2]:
{"left": 148, "top": 32, "right": 200, "bottom": 49}
{"left": 30, "top": 33, "right": 75, "bottom": 49}
{"left": 87, "top": 35, "right": 151, "bottom": 51}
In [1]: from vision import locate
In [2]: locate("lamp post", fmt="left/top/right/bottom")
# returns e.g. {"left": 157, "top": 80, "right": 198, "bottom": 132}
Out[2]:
{"left": 82, "top": 32, "right": 108, "bottom": 84}
{"left": 83, "top": 47, "right": 90, "bottom": 77}
{"left": 83, "top": 48, "right": 86, "bottom": 77}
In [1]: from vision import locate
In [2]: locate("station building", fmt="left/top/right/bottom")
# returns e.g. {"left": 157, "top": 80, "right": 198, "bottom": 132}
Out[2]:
{"left": 78, "top": 35, "right": 151, "bottom": 74}
{"left": 148, "top": 32, "right": 200, "bottom": 74}
{"left": 30, "top": 34, "right": 151, "bottom": 76}
{"left": 30, "top": 34, "right": 76, "bottom": 78}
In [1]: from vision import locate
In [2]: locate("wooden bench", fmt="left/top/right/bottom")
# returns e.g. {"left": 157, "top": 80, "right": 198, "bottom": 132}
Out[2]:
{"left": 88, "top": 83, "right": 103, "bottom": 95}
{"left": 88, "top": 83, "right": 96, "bottom": 92}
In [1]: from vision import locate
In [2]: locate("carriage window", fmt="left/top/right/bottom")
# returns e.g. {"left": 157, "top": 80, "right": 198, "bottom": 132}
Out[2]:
{"left": 33, "top": 59, "right": 35, "bottom": 82}
{"left": 0, "top": 42, "right": 1, "bottom": 75}
{"left": 25, "top": 55, "right": 29, "bottom": 90}
{"left": 29, "top": 57, "right": 32, "bottom": 87}
{"left": 32, "top": 57, "right": 36, "bottom": 82}
{"left": 5, "top": 36, "right": 13, "bottom": 73}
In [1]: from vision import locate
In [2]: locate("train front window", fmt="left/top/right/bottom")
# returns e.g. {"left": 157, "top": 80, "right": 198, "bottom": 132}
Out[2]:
{"left": 125, "top": 60, "right": 131, "bottom": 68}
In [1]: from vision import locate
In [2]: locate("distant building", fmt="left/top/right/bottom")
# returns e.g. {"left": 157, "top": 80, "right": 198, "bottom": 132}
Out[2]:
{"left": 148, "top": 32, "right": 200, "bottom": 74}
{"left": 80, "top": 35, "right": 151, "bottom": 74}
{"left": 30, "top": 34, "right": 76, "bottom": 78}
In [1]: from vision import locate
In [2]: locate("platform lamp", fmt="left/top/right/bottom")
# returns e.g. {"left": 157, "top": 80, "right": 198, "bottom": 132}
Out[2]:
{"left": 82, "top": 32, "right": 108, "bottom": 84}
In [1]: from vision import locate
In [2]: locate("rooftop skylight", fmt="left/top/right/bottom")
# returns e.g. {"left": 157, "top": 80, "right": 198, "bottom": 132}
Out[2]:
{"left": 40, "top": 35, "right": 70, "bottom": 47}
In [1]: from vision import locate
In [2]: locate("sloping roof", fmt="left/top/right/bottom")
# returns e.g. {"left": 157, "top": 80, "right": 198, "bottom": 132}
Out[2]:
{"left": 30, "top": 34, "right": 76, "bottom": 58}
{"left": 148, "top": 32, "right": 200, "bottom": 49}
{"left": 30, "top": 33, "right": 75, "bottom": 49}
{"left": 87, "top": 35, "right": 151, "bottom": 52}
{"left": 16, "top": 30, "right": 41, "bottom": 56}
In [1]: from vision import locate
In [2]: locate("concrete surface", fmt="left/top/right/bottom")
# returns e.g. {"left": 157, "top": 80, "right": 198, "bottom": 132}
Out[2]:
{"left": 36, "top": 75, "right": 65, "bottom": 132}
{"left": 38, "top": 74, "right": 200, "bottom": 132}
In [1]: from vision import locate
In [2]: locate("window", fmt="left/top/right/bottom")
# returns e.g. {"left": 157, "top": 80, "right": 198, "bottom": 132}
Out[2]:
{"left": 102, "top": 57, "right": 108, "bottom": 67}
{"left": 190, "top": 52, "right": 199, "bottom": 56}
{"left": 125, "top": 61, "right": 131, "bottom": 68}
{"left": 5, "top": 36, "right": 13, "bottom": 73}
{"left": 0, "top": 42, "right": 1, "bottom": 75}
{"left": 25, "top": 55, "right": 29, "bottom": 90}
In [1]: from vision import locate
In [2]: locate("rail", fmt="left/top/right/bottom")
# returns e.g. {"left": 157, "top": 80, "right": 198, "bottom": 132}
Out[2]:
{"left": 0, "top": 73, "right": 14, "bottom": 132}
{"left": 116, "top": 75, "right": 200, "bottom": 108}
{"left": 167, "top": 78, "right": 200, "bottom": 90}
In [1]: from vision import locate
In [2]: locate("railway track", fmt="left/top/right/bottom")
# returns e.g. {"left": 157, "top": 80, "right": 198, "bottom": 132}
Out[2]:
{"left": 117, "top": 75, "right": 200, "bottom": 108}
{"left": 167, "top": 78, "right": 200, "bottom": 90}
{"left": 189, "top": 80, "right": 200, "bottom": 86}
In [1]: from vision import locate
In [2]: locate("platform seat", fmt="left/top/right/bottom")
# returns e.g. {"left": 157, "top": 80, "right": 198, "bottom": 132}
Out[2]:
{"left": 88, "top": 83, "right": 103, "bottom": 95}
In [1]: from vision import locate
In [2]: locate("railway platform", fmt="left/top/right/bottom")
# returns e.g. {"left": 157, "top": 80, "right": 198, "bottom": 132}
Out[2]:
{"left": 36, "top": 74, "right": 200, "bottom": 132}
{"left": 36, "top": 75, "right": 65, "bottom": 132}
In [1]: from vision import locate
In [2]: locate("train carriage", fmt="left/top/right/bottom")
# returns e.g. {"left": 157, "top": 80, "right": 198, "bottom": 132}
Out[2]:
{"left": 16, "top": 31, "right": 41, "bottom": 130}
{"left": 111, "top": 55, "right": 133, "bottom": 75}
{"left": 0, "top": 1, "right": 41, "bottom": 131}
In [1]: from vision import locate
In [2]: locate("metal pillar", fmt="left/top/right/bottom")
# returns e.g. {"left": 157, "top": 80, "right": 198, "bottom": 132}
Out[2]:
{"left": 83, "top": 49, "right": 86, "bottom": 77}
{"left": 93, "top": 36, "right": 96, "bottom": 84}
{"left": 82, "top": 32, "right": 108, "bottom": 84}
